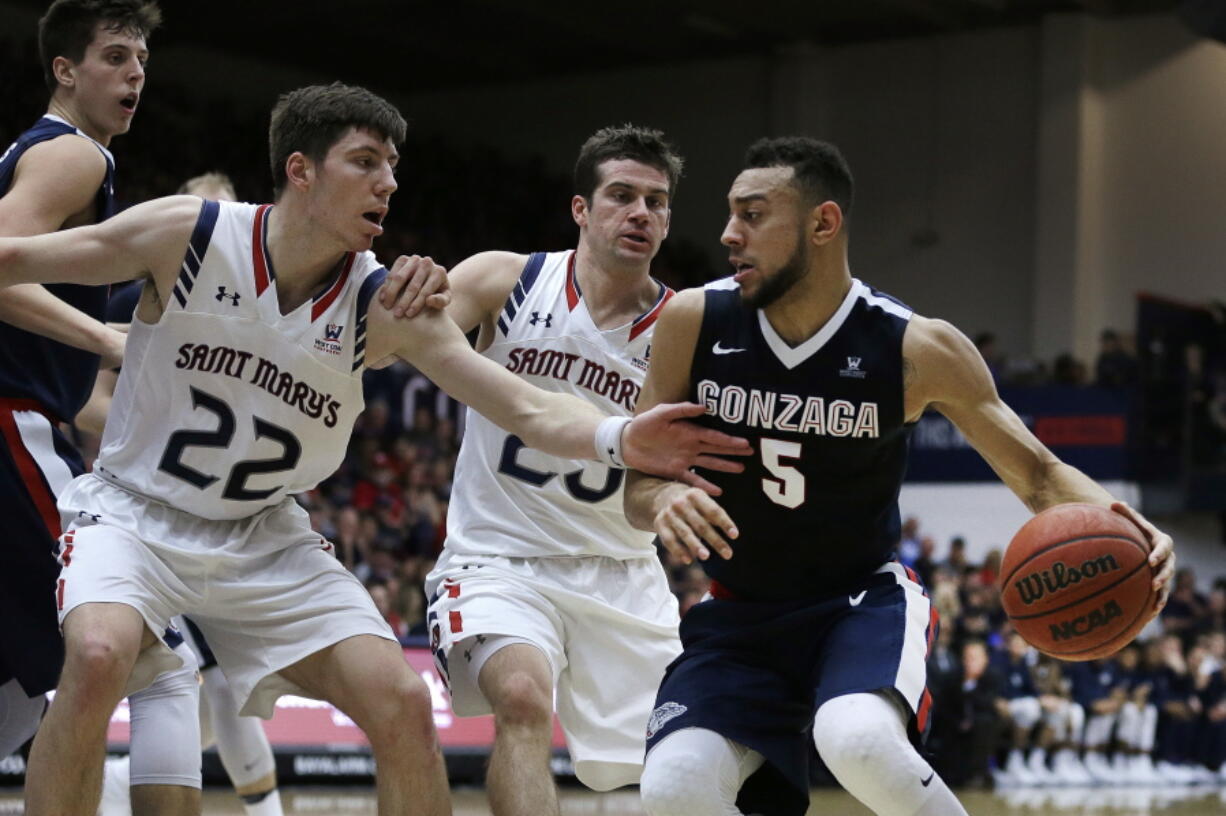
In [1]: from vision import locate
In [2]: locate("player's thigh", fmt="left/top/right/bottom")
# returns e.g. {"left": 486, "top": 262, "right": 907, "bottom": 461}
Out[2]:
{"left": 477, "top": 641, "right": 555, "bottom": 720}
{"left": 279, "top": 633, "right": 425, "bottom": 725}
{"left": 426, "top": 558, "right": 565, "bottom": 716}
{"left": 813, "top": 563, "right": 933, "bottom": 721}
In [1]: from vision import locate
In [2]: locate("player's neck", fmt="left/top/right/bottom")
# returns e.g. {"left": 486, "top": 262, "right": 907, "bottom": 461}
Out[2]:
{"left": 46, "top": 97, "right": 111, "bottom": 147}
{"left": 263, "top": 204, "right": 349, "bottom": 314}
{"left": 573, "top": 246, "right": 657, "bottom": 330}
{"left": 761, "top": 263, "right": 852, "bottom": 347}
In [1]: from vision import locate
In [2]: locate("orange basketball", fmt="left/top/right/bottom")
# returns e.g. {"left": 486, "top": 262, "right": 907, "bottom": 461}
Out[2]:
{"left": 998, "top": 503, "right": 1155, "bottom": 661}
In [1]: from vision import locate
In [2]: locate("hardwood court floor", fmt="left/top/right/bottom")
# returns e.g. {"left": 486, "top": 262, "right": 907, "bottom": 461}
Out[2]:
{"left": 5, "top": 784, "right": 1226, "bottom": 814}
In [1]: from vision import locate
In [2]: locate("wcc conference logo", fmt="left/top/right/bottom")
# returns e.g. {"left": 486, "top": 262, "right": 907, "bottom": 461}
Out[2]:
{"left": 315, "top": 323, "right": 344, "bottom": 355}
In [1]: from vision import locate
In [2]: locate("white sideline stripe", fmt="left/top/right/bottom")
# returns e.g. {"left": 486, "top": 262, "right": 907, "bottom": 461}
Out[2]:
{"left": 878, "top": 561, "right": 930, "bottom": 712}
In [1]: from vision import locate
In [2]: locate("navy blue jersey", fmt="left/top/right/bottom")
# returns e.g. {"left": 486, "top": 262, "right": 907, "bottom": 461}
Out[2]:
{"left": 0, "top": 116, "right": 116, "bottom": 421}
{"left": 689, "top": 278, "right": 913, "bottom": 601}
{"left": 1066, "top": 659, "right": 1124, "bottom": 709}
{"left": 106, "top": 280, "right": 142, "bottom": 324}
{"left": 992, "top": 652, "right": 1038, "bottom": 699}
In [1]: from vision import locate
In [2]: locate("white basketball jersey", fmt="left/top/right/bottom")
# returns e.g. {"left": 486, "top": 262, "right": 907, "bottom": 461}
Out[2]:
{"left": 445, "top": 251, "right": 672, "bottom": 560}
{"left": 97, "top": 200, "right": 385, "bottom": 521}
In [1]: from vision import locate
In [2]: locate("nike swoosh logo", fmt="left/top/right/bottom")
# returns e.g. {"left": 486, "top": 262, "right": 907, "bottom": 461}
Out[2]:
{"left": 921, "top": 771, "right": 935, "bottom": 787}
{"left": 713, "top": 341, "right": 745, "bottom": 355}
{"left": 849, "top": 591, "right": 867, "bottom": 607}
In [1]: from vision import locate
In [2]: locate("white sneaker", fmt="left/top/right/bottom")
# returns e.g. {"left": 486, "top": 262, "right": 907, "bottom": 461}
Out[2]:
{"left": 1112, "top": 752, "right": 1134, "bottom": 784}
{"left": 97, "top": 754, "right": 131, "bottom": 816}
{"left": 1157, "top": 760, "right": 1193, "bottom": 785}
{"left": 1129, "top": 754, "right": 1162, "bottom": 786}
{"left": 1186, "top": 763, "right": 1217, "bottom": 785}
{"left": 1053, "top": 749, "right": 1095, "bottom": 786}
{"left": 1084, "top": 751, "right": 1116, "bottom": 784}
{"left": 1027, "top": 749, "right": 1057, "bottom": 786}
{"left": 1006, "top": 749, "right": 1040, "bottom": 786}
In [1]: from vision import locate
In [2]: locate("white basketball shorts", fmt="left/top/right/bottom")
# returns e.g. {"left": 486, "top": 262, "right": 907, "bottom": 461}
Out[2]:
{"left": 55, "top": 474, "right": 395, "bottom": 718}
{"left": 425, "top": 550, "right": 682, "bottom": 790}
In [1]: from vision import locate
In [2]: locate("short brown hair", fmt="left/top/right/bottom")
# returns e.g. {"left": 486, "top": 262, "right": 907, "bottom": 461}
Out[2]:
{"left": 573, "top": 125, "right": 683, "bottom": 202}
{"left": 268, "top": 82, "right": 407, "bottom": 197}
{"left": 38, "top": 0, "right": 161, "bottom": 92}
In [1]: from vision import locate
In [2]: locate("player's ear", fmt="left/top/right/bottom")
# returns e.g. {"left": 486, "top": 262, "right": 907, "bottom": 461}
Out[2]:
{"left": 284, "top": 152, "right": 312, "bottom": 192}
{"left": 571, "top": 194, "right": 590, "bottom": 229}
{"left": 810, "top": 201, "right": 844, "bottom": 247}
{"left": 51, "top": 56, "right": 76, "bottom": 89}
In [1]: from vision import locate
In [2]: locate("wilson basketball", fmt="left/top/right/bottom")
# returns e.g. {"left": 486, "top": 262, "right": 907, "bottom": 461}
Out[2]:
{"left": 999, "top": 503, "right": 1154, "bottom": 661}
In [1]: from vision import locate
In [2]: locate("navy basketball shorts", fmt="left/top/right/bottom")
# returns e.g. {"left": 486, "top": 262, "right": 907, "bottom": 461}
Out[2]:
{"left": 0, "top": 399, "right": 84, "bottom": 695}
{"left": 645, "top": 561, "right": 936, "bottom": 816}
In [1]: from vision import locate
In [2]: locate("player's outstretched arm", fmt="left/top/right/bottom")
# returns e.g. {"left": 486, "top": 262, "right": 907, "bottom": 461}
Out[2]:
{"left": 904, "top": 315, "right": 1174, "bottom": 610}
{"left": 0, "top": 194, "right": 198, "bottom": 295}
{"left": 623, "top": 289, "right": 742, "bottom": 563}
{"left": 0, "top": 135, "right": 128, "bottom": 363}
{"left": 363, "top": 297, "right": 749, "bottom": 487}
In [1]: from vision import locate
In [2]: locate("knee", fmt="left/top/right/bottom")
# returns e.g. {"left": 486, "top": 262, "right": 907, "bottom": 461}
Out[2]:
{"left": 65, "top": 632, "right": 135, "bottom": 696}
{"left": 490, "top": 671, "right": 552, "bottom": 731}
{"left": 813, "top": 695, "right": 905, "bottom": 780}
{"left": 640, "top": 749, "right": 718, "bottom": 816}
{"left": 357, "top": 670, "right": 435, "bottom": 749}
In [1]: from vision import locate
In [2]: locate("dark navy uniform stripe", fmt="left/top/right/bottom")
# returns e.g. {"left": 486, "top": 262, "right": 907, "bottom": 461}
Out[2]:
{"left": 497, "top": 252, "right": 548, "bottom": 337}
{"left": 183, "top": 200, "right": 219, "bottom": 278}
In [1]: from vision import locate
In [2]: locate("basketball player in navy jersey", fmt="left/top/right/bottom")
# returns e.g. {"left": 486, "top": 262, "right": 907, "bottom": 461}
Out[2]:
{"left": 0, "top": 83, "right": 747, "bottom": 816}
{"left": 0, "top": 4, "right": 212, "bottom": 815}
{"left": 379, "top": 126, "right": 686, "bottom": 816}
{"left": 625, "top": 137, "right": 1175, "bottom": 816}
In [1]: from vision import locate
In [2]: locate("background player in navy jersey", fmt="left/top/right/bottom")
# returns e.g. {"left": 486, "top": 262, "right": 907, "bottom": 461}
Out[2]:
{"left": 379, "top": 125, "right": 687, "bottom": 816}
{"left": 0, "top": 4, "right": 214, "bottom": 815}
{"left": 0, "top": 82, "right": 747, "bottom": 816}
{"left": 624, "top": 136, "right": 1176, "bottom": 816}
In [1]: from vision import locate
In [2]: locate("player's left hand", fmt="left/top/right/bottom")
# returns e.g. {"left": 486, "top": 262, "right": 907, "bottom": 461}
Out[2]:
{"left": 624, "top": 402, "right": 752, "bottom": 495}
{"left": 379, "top": 254, "right": 451, "bottom": 318}
{"left": 1112, "top": 501, "right": 1174, "bottom": 618}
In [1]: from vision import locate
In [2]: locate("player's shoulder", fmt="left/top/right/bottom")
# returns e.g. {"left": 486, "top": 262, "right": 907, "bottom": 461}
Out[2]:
{"left": 454, "top": 250, "right": 530, "bottom": 277}
{"left": 18, "top": 132, "right": 108, "bottom": 177}
{"left": 656, "top": 285, "right": 706, "bottom": 326}
{"left": 902, "top": 313, "right": 972, "bottom": 360}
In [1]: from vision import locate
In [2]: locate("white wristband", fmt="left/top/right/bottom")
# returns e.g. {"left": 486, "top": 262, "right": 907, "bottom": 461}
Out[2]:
{"left": 595, "top": 415, "right": 633, "bottom": 469}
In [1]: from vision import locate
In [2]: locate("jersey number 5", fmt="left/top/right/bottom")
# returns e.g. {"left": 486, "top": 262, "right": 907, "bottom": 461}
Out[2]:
{"left": 159, "top": 386, "right": 302, "bottom": 501}
{"left": 497, "top": 434, "right": 623, "bottom": 503}
{"left": 761, "top": 438, "right": 805, "bottom": 509}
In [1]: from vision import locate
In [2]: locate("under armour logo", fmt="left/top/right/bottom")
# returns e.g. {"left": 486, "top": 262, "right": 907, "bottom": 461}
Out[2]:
{"left": 76, "top": 510, "right": 102, "bottom": 523}
{"left": 216, "top": 286, "right": 240, "bottom": 306}
{"left": 529, "top": 311, "right": 553, "bottom": 327}
{"left": 462, "top": 633, "right": 488, "bottom": 663}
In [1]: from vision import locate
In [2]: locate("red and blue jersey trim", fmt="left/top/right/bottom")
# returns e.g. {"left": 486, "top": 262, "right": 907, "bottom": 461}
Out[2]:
{"left": 251, "top": 204, "right": 276, "bottom": 296}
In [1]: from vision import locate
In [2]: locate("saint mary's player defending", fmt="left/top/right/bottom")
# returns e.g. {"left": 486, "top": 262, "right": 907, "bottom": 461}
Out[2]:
{"left": 625, "top": 137, "right": 1175, "bottom": 816}
{"left": 0, "top": 83, "right": 747, "bottom": 816}
{"left": 380, "top": 125, "right": 687, "bottom": 816}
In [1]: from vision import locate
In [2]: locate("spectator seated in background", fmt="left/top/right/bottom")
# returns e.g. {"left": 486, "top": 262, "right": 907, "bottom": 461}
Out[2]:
{"left": 931, "top": 640, "right": 1004, "bottom": 789}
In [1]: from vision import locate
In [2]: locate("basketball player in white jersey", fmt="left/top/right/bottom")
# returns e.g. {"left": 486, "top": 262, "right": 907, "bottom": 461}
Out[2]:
{"left": 0, "top": 83, "right": 747, "bottom": 816}
{"left": 378, "top": 125, "right": 685, "bottom": 816}
{"left": 93, "top": 171, "right": 284, "bottom": 816}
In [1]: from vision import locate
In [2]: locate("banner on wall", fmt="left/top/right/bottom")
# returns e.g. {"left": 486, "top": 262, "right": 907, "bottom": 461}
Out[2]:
{"left": 906, "top": 386, "right": 1133, "bottom": 483}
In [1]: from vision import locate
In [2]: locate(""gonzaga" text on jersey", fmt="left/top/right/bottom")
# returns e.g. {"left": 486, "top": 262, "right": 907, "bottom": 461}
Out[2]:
{"left": 696, "top": 378, "right": 880, "bottom": 438}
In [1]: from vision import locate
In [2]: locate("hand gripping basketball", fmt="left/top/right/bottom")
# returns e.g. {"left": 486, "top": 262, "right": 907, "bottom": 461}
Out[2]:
{"left": 999, "top": 502, "right": 1172, "bottom": 661}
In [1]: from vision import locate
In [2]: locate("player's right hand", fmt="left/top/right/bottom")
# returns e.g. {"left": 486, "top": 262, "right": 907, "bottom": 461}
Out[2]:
{"left": 653, "top": 483, "right": 738, "bottom": 565}
{"left": 379, "top": 254, "right": 451, "bottom": 317}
